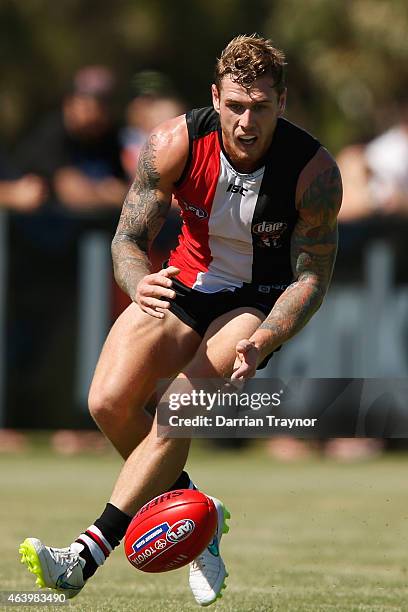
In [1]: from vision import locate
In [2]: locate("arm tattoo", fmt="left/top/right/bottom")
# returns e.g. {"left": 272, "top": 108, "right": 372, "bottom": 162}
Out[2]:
{"left": 111, "top": 134, "right": 171, "bottom": 298}
{"left": 258, "top": 164, "right": 342, "bottom": 347}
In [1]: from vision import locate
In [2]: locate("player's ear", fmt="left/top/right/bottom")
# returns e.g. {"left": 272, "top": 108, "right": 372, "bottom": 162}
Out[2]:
{"left": 212, "top": 84, "right": 220, "bottom": 114}
{"left": 278, "top": 89, "right": 287, "bottom": 116}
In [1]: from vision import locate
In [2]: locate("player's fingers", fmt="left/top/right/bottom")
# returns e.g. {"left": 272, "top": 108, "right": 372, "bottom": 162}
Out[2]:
{"left": 155, "top": 306, "right": 168, "bottom": 314}
{"left": 140, "top": 284, "right": 176, "bottom": 299}
{"left": 159, "top": 266, "right": 180, "bottom": 278}
{"left": 235, "top": 339, "right": 254, "bottom": 355}
{"left": 144, "top": 274, "right": 173, "bottom": 288}
{"left": 144, "top": 274, "right": 178, "bottom": 293}
{"left": 141, "top": 297, "right": 171, "bottom": 310}
{"left": 231, "top": 364, "right": 254, "bottom": 381}
{"left": 231, "top": 371, "right": 246, "bottom": 382}
{"left": 231, "top": 342, "right": 257, "bottom": 380}
{"left": 231, "top": 355, "right": 246, "bottom": 379}
{"left": 141, "top": 305, "right": 165, "bottom": 319}
{"left": 231, "top": 360, "right": 249, "bottom": 376}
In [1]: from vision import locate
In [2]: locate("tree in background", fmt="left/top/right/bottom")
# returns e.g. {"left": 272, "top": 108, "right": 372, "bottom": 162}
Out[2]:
{"left": 1, "top": 0, "right": 408, "bottom": 151}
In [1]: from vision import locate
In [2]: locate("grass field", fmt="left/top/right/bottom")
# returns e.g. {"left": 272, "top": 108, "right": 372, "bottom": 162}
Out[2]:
{"left": 1, "top": 440, "right": 408, "bottom": 612}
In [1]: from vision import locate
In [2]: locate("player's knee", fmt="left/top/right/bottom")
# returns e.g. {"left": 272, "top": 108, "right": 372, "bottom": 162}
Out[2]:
{"left": 88, "top": 384, "right": 122, "bottom": 424}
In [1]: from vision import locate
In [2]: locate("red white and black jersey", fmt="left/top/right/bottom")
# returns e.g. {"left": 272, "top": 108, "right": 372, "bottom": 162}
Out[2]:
{"left": 168, "top": 107, "right": 320, "bottom": 294}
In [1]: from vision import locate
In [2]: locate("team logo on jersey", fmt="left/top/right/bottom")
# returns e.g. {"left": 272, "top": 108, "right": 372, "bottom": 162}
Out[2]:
{"left": 180, "top": 199, "right": 208, "bottom": 219}
{"left": 252, "top": 221, "right": 288, "bottom": 248}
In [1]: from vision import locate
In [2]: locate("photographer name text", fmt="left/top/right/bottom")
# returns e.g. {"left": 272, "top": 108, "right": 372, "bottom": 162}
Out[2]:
{"left": 167, "top": 415, "right": 317, "bottom": 428}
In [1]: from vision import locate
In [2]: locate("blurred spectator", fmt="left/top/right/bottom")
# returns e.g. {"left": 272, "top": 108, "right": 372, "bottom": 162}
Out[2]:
{"left": 0, "top": 429, "right": 28, "bottom": 453}
{"left": 266, "top": 438, "right": 384, "bottom": 462}
{"left": 16, "top": 65, "right": 127, "bottom": 212}
{"left": 336, "top": 144, "right": 371, "bottom": 224}
{"left": 327, "top": 100, "right": 408, "bottom": 459}
{"left": 0, "top": 175, "right": 46, "bottom": 212}
{"left": 7, "top": 66, "right": 127, "bottom": 431}
{"left": 336, "top": 98, "right": 408, "bottom": 285}
{"left": 324, "top": 438, "right": 384, "bottom": 461}
{"left": 0, "top": 148, "right": 46, "bottom": 212}
{"left": 338, "top": 101, "right": 408, "bottom": 222}
{"left": 365, "top": 118, "right": 408, "bottom": 216}
{"left": 120, "top": 70, "right": 185, "bottom": 179}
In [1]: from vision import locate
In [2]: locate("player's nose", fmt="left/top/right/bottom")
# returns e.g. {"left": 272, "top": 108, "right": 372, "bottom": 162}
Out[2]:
{"left": 238, "top": 109, "right": 255, "bottom": 129}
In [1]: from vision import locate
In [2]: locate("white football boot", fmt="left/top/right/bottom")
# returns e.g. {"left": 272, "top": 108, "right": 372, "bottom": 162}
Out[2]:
{"left": 19, "top": 538, "right": 86, "bottom": 599}
{"left": 189, "top": 496, "right": 230, "bottom": 606}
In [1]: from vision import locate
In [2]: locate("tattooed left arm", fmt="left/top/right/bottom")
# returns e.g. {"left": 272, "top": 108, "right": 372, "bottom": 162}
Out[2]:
{"left": 232, "top": 148, "right": 342, "bottom": 378}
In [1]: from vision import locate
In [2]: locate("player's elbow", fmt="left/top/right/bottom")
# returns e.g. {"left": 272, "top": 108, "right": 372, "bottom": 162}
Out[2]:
{"left": 111, "top": 234, "right": 130, "bottom": 285}
{"left": 111, "top": 232, "right": 140, "bottom": 262}
{"left": 111, "top": 236, "right": 121, "bottom": 274}
{"left": 314, "top": 282, "right": 329, "bottom": 313}
{"left": 300, "top": 276, "right": 327, "bottom": 313}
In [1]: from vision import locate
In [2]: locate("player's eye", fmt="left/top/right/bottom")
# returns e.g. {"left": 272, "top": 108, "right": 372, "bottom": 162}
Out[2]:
{"left": 253, "top": 104, "right": 267, "bottom": 112}
{"left": 228, "top": 103, "right": 244, "bottom": 113}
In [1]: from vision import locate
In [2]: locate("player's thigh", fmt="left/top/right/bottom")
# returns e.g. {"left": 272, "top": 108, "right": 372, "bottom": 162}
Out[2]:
{"left": 89, "top": 302, "right": 201, "bottom": 412}
{"left": 184, "top": 307, "right": 265, "bottom": 379}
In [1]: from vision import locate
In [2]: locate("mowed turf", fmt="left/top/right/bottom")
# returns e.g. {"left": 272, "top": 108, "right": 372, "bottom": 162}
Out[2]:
{"left": 1, "top": 441, "right": 408, "bottom": 612}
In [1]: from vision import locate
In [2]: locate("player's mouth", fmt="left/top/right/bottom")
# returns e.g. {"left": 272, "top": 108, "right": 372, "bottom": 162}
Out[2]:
{"left": 237, "top": 135, "right": 258, "bottom": 146}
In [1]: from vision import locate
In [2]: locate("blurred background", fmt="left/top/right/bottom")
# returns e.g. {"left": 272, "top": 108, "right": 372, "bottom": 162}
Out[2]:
{"left": 0, "top": 0, "right": 408, "bottom": 457}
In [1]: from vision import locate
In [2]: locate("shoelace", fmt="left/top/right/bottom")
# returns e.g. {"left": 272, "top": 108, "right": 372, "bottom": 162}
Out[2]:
{"left": 49, "top": 548, "right": 78, "bottom": 567}
{"left": 191, "top": 557, "right": 206, "bottom": 571}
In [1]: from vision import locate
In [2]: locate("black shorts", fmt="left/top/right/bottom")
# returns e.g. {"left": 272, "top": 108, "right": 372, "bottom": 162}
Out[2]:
{"left": 166, "top": 277, "right": 283, "bottom": 370}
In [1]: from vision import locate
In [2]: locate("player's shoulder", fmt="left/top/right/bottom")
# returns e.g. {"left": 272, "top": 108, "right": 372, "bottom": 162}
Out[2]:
{"left": 296, "top": 146, "right": 342, "bottom": 215}
{"left": 150, "top": 114, "right": 189, "bottom": 154}
{"left": 145, "top": 114, "right": 189, "bottom": 180}
{"left": 185, "top": 107, "right": 219, "bottom": 140}
{"left": 148, "top": 108, "right": 219, "bottom": 183}
{"left": 305, "top": 145, "right": 339, "bottom": 173}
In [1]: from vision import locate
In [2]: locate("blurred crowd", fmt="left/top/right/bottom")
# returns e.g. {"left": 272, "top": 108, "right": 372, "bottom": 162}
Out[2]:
{"left": 335, "top": 96, "right": 408, "bottom": 285}
{"left": 2, "top": 65, "right": 185, "bottom": 441}
{"left": 1, "top": 66, "right": 407, "bottom": 458}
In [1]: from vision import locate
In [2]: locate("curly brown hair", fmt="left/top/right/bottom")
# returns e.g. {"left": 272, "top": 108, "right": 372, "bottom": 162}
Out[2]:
{"left": 214, "top": 34, "right": 286, "bottom": 94}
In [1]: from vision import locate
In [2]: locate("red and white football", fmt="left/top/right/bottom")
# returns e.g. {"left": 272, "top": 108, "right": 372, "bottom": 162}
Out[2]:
{"left": 124, "top": 489, "right": 217, "bottom": 573}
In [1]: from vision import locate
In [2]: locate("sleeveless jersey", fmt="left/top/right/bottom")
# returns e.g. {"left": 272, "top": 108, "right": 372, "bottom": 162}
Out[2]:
{"left": 168, "top": 107, "right": 321, "bottom": 293}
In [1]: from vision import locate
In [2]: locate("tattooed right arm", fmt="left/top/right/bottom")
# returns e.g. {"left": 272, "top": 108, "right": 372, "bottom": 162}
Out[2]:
{"left": 111, "top": 134, "right": 169, "bottom": 298}
{"left": 111, "top": 117, "right": 188, "bottom": 301}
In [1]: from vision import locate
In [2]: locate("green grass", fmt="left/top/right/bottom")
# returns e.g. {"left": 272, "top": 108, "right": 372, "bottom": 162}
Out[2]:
{"left": 1, "top": 441, "right": 408, "bottom": 611}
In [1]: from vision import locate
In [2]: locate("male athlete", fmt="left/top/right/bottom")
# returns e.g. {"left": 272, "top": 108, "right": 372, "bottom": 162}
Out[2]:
{"left": 20, "top": 34, "right": 342, "bottom": 606}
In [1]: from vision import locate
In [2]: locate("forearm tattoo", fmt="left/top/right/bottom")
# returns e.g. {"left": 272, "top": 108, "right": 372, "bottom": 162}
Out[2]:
{"left": 259, "top": 165, "right": 342, "bottom": 347}
{"left": 111, "top": 134, "right": 170, "bottom": 297}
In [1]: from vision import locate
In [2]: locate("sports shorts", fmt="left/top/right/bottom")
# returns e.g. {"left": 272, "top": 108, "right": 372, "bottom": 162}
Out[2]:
{"left": 165, "top": 276, "right": 284, "bottom": 370}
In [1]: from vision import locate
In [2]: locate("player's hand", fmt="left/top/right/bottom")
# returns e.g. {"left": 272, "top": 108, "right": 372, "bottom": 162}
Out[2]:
{"left": 136, "top": 266, "right": 180, "bottom": 319}
{"left": 231, "top": 339, "right": 259, "bottom": 381}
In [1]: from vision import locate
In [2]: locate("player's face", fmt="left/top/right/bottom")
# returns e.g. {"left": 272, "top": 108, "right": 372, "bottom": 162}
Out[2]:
{"left": 212, "top": 75, "right": 286, "bottom": 173}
